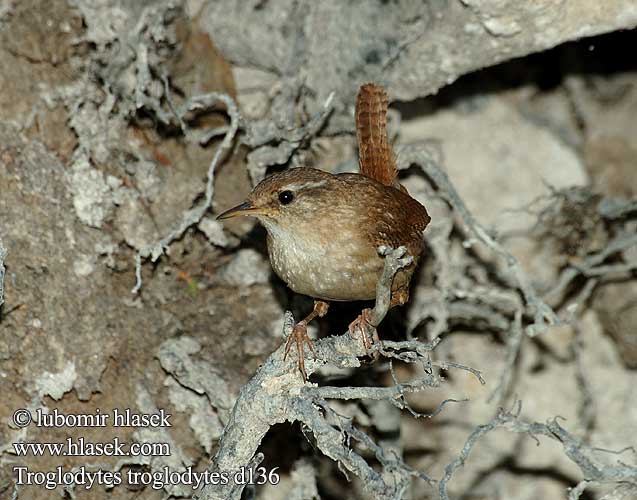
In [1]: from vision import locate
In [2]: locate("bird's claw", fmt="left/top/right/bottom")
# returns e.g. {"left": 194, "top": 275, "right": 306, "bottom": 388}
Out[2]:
{"left": 284, "top": 322, "right": 315, "bottom": 382}
{"left": 348, "top": 308, "right": 375, "bottom": 351}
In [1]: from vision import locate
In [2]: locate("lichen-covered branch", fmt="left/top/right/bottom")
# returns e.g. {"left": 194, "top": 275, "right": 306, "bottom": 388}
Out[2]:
{"left": 488, "top": 310, "right": 523, "bottom": 404}
{"left": 132, "top": 90, "right": 336, "bottom": 293}
{"left": 193, "top": 246, "right": 476, "bottom": 500}
{"left": 439, "top": 402, "right": 637, "bottom": 500}
{"left": 132, "top": 92, "right": 240, "bottom": 293}
{"left": 396, "top": 143, "right": 558, "bottom": 336}
{"left": 545, "top": 232, "right": 637, "bottom": 307}
{"left": 242, "top": 91, "right": 335, "bottom": 184}
{"left": 370, "top": 246, "right": 412, "bottom": 325}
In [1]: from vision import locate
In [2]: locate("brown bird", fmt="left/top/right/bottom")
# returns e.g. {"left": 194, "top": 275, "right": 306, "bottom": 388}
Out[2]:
{"left": 217, "top": 84, "right": 430, "bottom": 380}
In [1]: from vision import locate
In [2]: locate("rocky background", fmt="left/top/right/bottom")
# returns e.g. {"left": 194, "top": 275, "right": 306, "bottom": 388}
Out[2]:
{"left": 1, "top": 1, "right": 636, "bottom": 499}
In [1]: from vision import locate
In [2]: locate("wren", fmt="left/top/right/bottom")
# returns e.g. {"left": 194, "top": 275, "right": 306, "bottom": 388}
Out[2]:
{"left": 217, "top": 84, "right": 430, "bottom": 380}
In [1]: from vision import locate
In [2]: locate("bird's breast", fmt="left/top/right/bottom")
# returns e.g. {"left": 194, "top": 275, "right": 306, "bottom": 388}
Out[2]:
{"left": 264, "top": 223, "right": 382, "bottom": 301}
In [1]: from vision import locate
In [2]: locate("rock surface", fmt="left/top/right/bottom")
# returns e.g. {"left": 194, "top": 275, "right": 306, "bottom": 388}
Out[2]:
{"left": 0, "top": 1, "right": 636, "bottom": 499}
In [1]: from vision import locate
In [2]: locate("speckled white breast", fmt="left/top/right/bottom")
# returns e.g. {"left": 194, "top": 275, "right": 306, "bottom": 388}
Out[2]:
{"left": 262, "top": 219, "right": 382, "bottom": 301}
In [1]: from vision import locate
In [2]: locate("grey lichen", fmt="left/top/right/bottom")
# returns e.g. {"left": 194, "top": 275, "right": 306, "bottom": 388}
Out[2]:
{"left": 67, "top": 153, "right": 115, "bottom": 228}
{"left": 193, "top": 247, "right": 450, "bottom": 500}
{"left": 134, "top": 384, "right": 195, "bottom": 498}
{"left": 35, "top": 361, "right": 77, "bottom": 401}
{"left": 438, "top": 402, "right": 637, "bottom": 500}
{"left": 218, "top": 249, "right": 271, "bottom": 287}
{"left": 197, "top": 217, "right": 232, "bottom": 248}
{"left": 165, "top": 377, "right": 223, "bottom": 455}
{"left": 157, "top": 337, "right": 234, "bottom": 421}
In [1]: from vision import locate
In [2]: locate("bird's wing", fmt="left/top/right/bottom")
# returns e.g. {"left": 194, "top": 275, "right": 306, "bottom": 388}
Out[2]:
{"left": 365, "top": 185, "right": 431, "bottom": 254}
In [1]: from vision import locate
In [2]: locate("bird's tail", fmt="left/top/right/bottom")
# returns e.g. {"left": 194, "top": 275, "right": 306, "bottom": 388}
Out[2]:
{"left": 355, "top": 83, "right": 397, "bottom": 187}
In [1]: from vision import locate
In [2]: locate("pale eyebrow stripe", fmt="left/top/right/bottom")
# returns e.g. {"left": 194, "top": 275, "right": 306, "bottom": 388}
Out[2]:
{"left": 286, "top": 180, "right": 329, "bottom": 191}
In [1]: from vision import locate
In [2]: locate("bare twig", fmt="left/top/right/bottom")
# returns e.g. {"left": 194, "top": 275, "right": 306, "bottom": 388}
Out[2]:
{"left": 489, "top": 310, "right": 523, "bottom": 404}
{"left": 319, "top": 401, "right": 434, "bottom": 485}
{"left": 396, "top": 143, "right": 558, "bottom": 337}
{"left": 132, "top": 92, "right": 240, "bottom": 293}
{"left": 193, "top": 247, "right": 468, "bottom": 500}
{"left": 439, "top": 402, "right": 637, "bottom": 500}
{"left": 568, "top": 480, "right": 592, "bottom": 500}
{"left": 242, "top": 91, "right": 335, "bottom": 184}
{"left": 371, "top": 246, "right": 413, "bottom": 326}
{"left": 439, "top": 403, "right": 514, "bottom": 500}
{"left": 378, "top": 338, "right": 442, "bottom": 357}
{"left": 544, "top": 233, "right": 637, "bottom": 307}
{"left": 431, "top": 360, "right": 486, "bottom": 385}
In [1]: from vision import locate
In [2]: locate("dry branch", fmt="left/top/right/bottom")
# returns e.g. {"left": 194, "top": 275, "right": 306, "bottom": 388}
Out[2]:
{"left": 545, "top": 232, "right": 637, "bottom": 308}
{"left": 193, "top": 247, "right": 479, "bottom": 500}
{"left": 132, "top": 92, "right": 240, "bottom": 293}
{"left": 131, "top": 90, "right": 336, "bottom": 293}
{"left": 396, "top": 143, "right": 559, "bottom": 337}
{"left": 439, "top": 402, "right": 637, "bottom": 500}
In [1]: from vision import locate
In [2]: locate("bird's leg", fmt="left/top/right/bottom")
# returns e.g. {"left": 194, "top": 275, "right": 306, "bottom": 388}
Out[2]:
{"left": 349, "top": 288, "right": 409, "bottom": 352}
{"left": 348, "top": 308, "right": 375, "bottom": 351}
{"left": 284, "top": 300, "right": 329, "bottom": 381}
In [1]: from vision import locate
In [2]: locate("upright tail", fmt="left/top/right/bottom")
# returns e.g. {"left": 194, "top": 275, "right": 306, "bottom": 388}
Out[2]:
{"left": 355, "top": 83, "right": 397, "bottom": 187}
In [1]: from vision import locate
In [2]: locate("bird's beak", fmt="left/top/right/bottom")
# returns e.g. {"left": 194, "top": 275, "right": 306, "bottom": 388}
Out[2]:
{"left": 216, "top": 200, "right": 267, "bottom": 220}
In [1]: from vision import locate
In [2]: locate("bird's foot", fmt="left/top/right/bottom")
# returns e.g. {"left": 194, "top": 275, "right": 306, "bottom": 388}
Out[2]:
{"left": 284, "top": 321, "right": 316, "bottom": 382}
{"left": 348, "top": 308, "right": 376, "bottom": 351}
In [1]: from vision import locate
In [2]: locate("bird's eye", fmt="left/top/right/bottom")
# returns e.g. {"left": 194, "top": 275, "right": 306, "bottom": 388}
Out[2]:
{"left": 278, "top": 190, "right": 294, "bottom": 205}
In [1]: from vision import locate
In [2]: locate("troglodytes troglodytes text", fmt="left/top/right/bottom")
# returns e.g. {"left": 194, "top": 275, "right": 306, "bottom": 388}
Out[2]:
{"left": 217, "top": 83, "right": 430, "bottom": 380}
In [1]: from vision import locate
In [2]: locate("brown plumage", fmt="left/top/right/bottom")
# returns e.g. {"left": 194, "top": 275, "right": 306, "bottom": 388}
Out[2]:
{"left": 356, "top": 83, "right": 398, "bottom": 187}
{"left": 233, "top": 167, "right": 429, "bottom": 302}
{"left": 216, "top": 83, "right": 430, "bottom": 380}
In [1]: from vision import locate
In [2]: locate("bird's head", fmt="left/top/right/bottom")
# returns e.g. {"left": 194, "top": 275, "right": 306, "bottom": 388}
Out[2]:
{"left": 216, "top": 167, "right": 334, "bottom": 231}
